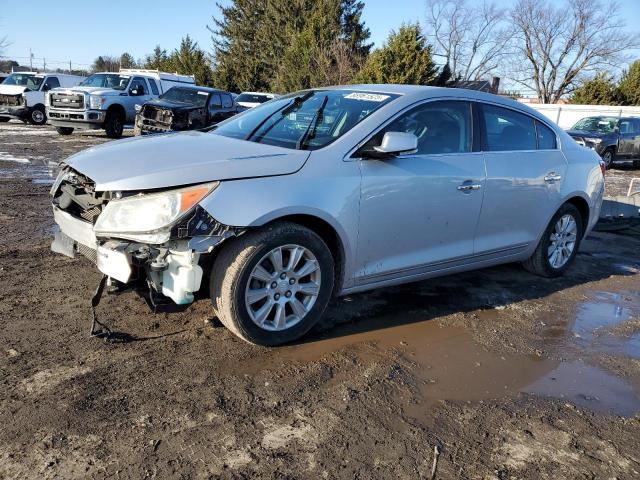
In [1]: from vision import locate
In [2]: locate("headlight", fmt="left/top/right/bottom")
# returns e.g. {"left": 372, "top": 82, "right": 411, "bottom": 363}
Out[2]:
{"left": 44, "top": 93, "right": 50, "bottom": 107}
{"left": 93, "top": 182, "right": 219, "bottom": 243}
{"left": 585, "top": 137, "right": 602, "bottom": 144}
{"left": 89, "top": 95, "right": 105, "bottom": 109}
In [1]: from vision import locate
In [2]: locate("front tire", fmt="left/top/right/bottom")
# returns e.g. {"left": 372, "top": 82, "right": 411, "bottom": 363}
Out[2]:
{"left": 104, "top": 110, "right": 124, "bottom": 138}
{"left": 210, "top": 222, "right": 335, "bottom": 346}
{"left": 28, "top": 106, "right": 46, "bottom": 126}
{"left": 55, "top": 127, "right": 74, "bottom": 135}
{"left": 0, "top": 116, "right": 9, "bottom": 123}
{"left": 523, "top": 203, "right": 583, "bottom": 278}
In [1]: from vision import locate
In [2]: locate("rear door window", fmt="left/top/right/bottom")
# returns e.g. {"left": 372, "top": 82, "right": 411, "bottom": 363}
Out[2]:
{"left": 148, "top": 79, "right": 159, "bottom": 95}
{"left": 222, "top": 94, "right": 233, "bottom": 108}
{"left": 481, "top": 104, "right": 536, "bottom": 151}
{"left": 535, "top": 121, "right": 557, "bottom": 150}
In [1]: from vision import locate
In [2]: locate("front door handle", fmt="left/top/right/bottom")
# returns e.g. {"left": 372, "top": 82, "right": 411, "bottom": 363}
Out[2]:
{"left": 457, "top": 183, "right": 482, "bottom": 191}
{"left": 544, "top": 172, "right": 563, "bottom": 183}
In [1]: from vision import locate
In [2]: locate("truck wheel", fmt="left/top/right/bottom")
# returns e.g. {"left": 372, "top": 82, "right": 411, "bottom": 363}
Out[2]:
{"left": 56, "top": 127, "right": 74, "bottom": 135}
{"left": 602, "top": 148, "right": 615, "bottom": 168}
{"left": 105, "top": 110, "right": 124, "bottom": 138}
{"left": 633, "top": 159, "right": 640, "bottom": 170}
{"left": 523, "top": 203, "right": 583, "bottom": 278}
{"left": 0, "top": 116, "right": 9, "bottom": 123}
{"left": 210, "top": 221, "right": 335, "bottom": 346}
{"left": 28, "top": 106, "right": 46, "bottom": 126}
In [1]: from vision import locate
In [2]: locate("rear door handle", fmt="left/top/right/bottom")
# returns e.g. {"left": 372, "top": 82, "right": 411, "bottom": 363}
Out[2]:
{"left": 544, "top": 172, "right": 563, "bottom": 183}
{"left": 457, "top": 183, "right": 482, "bottom": 191}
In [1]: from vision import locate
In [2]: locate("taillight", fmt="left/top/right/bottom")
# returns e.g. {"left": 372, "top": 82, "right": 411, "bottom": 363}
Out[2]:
{"left": 599, "top": 160, "right": 606, "bottom": 177}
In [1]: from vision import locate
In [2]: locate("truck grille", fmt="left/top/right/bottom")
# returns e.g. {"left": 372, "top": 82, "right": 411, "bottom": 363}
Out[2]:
{"left": 51, "top": 92, "right": 84, "bottom": 109}
{"left": 143, "top": 105, "right": 172, "bottom": 124}
{"left": 0, "top": 94, "right": 21, "bottom": 106}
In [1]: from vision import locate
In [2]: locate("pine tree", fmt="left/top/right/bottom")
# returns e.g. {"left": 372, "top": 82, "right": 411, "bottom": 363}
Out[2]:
{"left": 144, "top": 46, "right": 171, "bottom": 71}
{"left": 168, "top": 36, "right": 215, "bottom": 87}
{"left": 353, "top": 24, "right": 438, "bottom": 85}
{"left": 619, "top": 60, "right": 640, "bottom": 106}
{"left": 570, "top": 73, "right": 622, "bottom": 105}
{"left": 119, "top": 53, "right": 136, "bottom": 69}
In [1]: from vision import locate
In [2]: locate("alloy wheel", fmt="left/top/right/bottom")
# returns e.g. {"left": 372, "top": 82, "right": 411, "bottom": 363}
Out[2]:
{"left": 547, "top": 214, "right": 578, "bottom": 269}
{"left": 245, "top": 244, "right": 321, "bottom": 331}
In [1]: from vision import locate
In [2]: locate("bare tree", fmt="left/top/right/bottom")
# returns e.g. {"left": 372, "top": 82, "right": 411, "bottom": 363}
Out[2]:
{"left": 314, "top": 39, "right": 364, "bottom": 86}
{"left": 425, "top": 0, "right": 511, "bottom": 81}
{"left": 509, "top": 0, "right": 640, "bottom": 103}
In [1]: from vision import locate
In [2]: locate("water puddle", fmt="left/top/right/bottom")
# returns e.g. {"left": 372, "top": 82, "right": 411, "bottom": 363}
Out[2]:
{"left": 281, "top": 304, "right": 640, "bottom": 417}
{"left": 0, "top": 154, "right": 58, "bottom": 185}
{"left": 572, "top": 292, "right": 640, "bottom": 359}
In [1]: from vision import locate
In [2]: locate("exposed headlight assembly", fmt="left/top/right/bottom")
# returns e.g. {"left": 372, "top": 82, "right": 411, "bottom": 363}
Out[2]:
{"left": 89, "top": 95, "right": 105, "bottom": 109}
{"left": 584, "top": 137, "right": 603, "bottom": 144}
{"left": 94, "top": 182, "right": 219, "bottom": 244}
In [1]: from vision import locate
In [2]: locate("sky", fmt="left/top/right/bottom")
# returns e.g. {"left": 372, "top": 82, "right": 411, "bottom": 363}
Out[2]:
{"left": 1, "top": 0, "right": 640, "bottom": 72}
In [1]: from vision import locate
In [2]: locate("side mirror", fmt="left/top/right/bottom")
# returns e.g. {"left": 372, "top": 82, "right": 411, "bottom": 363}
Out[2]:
{"left": 129, "top": 88, "right": 139, "bottom": 96}
{"left": 42, "top": 84, "right": 51, "bottom": 92}
{"left": 359, "top": 132, "right": 418, "bottom": 159}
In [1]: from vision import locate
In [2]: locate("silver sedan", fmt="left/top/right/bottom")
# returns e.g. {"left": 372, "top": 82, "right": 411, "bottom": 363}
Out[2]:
{"left": 50, "top": 85, "right": 605, "bottom": 345}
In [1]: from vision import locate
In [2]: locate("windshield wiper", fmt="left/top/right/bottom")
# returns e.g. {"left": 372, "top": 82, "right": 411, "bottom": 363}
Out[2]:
{"left": 245, "top": 91, "right": 314, "bottom": 142}
{"left": 296, "top": 95, "right": 328, "bottom": 150}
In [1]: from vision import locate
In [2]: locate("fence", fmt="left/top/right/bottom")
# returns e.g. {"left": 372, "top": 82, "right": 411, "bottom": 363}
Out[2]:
{"left": 523, "top": 103, "right": 640, "bottom": 129}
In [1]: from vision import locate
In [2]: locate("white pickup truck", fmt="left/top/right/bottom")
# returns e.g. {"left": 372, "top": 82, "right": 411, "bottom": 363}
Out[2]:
{"left": 46, "top": 69, "right": 196, "bottom": 138}
{"left": 0, "top": 72, "right": 85, "bottom": 125}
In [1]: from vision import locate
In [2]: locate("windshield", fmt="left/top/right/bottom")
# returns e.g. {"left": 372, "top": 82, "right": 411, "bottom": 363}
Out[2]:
{"left": 160, "top": 87, "right": 210, "bottom": 107}
{"left": 79, "top": 74, "right": 130, "bottom": 90}
{"left": 571, "top": 116, "right": 618, "bottom": 134}
{"left": 213, "top": 89, "right": 398, "bottom": 150}
{"left": 1, "top": 73, "right": 44, "bottom": 90}
{"left": 236, "top": 93, "right": 273, "bottom": 104}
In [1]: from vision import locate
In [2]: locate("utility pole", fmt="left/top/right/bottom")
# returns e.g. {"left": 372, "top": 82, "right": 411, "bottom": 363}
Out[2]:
{"left": 43, "top": 58, "right": 46, "bottom": 72}
{"left": 69, "top": 60, "right": 72, "bottom": 73}
{"left": 29, "top": 49, "right": 33, "bottom": 70}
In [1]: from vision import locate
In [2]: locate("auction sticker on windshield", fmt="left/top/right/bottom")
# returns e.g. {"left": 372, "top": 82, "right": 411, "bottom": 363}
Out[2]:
{"left": 344, "top": 92, "right": 390, "bottom": 102}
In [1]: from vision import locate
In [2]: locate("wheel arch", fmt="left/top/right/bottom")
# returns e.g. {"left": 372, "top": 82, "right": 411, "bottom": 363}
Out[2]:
{"left": 564, "top": 195, "right": 590, "bottom": 236}
{"left": 106, "top": 103, "right": 126, "bottom": 118}
{"left": 261, "top": 213, "right": 347, "bottom": 292}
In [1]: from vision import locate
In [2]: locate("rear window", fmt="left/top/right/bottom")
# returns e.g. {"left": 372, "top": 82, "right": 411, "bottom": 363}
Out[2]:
{"left": 481, "top": 104, "right": 536, "bottom": 151}
{"left": 536, "top": 121, "right": 557, "bottom": 150}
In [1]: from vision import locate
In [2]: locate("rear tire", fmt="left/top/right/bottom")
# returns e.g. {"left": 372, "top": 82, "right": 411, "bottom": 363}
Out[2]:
{"left": 28, "top": 105, "right": 46, "bottom": 126}
{"left": 55, "top": 127, "right": 74, "bottom": 135}
{"left": 633, "top": 159, "right": 640, "bottom": 170}
{"left": 210, "top": 222, "right": 335, "bottom": 346}
{"left": 104, "top": 110, "right": 124, "bottom": 138}
{"left": 523, "top": 203, "right": 583, "bottom": 278}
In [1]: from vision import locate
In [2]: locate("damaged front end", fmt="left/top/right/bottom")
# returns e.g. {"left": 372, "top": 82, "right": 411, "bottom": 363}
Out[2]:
{"left": 50, "top": 167, "right": 243, "bottom": 308}
{"left": 136, "top": 104, "right": 204, "bottom": 135}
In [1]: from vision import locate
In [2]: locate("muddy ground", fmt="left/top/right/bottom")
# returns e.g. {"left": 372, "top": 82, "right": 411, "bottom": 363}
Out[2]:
{"left": 1, "top": 121, "right": 640, "bottom": 479}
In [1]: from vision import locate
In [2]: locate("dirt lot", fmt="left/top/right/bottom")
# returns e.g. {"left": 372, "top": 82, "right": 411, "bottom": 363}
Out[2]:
{"left": 1, "top": 121, "right": 640, "bottom": 479}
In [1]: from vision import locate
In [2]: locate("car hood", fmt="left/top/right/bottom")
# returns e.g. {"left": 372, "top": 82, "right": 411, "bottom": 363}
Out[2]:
{"left": 57, "top": 86, "right": 123, "bottom": 96}
{"left": 0, "top": 85, "right": 28, "bottom": 95}
{"left": 64, "top": 131, "right": 310, "bottom": 192}
{"left": 143, "top": 98, "right": 199, "bottom": 112}
{"left": 565, "top": 129, "right": 610, "bottom": 138}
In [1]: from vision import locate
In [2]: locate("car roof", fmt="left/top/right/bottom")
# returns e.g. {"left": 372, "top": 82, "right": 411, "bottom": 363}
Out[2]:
{"left": 239, "top": 91, "right": 276, "bottom": 96}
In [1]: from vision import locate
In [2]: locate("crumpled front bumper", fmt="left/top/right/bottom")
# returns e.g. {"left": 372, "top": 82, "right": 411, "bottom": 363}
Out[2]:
{"left": 51, "top": 206, "right": 206, "bottom": 305}
{"left": 0, "top": 105, "right": 29, "bottom": 119}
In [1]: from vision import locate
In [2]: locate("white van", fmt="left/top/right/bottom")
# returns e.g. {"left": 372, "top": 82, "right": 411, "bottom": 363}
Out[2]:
{"left": 0, "top": 72, "right": 85, "bottom": 125}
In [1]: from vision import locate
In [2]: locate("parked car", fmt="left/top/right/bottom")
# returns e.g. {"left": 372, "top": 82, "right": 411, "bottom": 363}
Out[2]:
{"left": 0, "top": 72, "right": 85, "bottom": 125}
{"left": 50, "top": 85, "right": 604, "bottom": 346}
{"left": 46, "top": 69, "right": 195, "bottom": 138}
{"left": 134, "top": 86, "right": 240, "bottom": 135}
{"left": 235, "top": 91, "right": 277, "bottom": 110}
{"left": 566, "top": 116, "right": 640, "bottom": 168}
